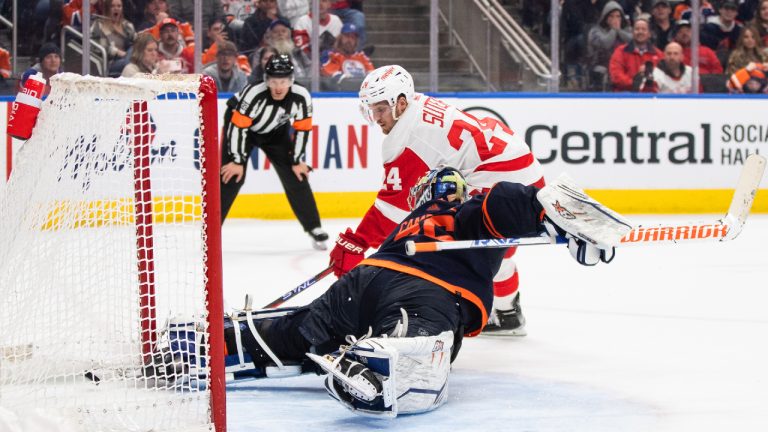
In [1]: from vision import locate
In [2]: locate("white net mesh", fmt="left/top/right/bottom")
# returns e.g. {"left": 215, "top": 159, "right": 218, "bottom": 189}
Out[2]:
{"left": 0, "top": 73, "right": 218, "bottom": 432}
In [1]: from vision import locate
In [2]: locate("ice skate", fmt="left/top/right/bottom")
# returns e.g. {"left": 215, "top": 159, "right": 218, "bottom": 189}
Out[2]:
{"left": 309, "top": 227, "right": 329, "bottom": 250}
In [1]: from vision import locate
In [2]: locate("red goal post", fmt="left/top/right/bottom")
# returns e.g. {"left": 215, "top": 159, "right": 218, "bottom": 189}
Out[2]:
{"left": 0, "top": 73, "right": 225, "bottom": 432}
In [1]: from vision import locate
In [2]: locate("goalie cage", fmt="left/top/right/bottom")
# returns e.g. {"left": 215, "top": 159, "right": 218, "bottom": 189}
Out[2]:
{"left": 0, "top": 74, "right": 225, "bottom": 432}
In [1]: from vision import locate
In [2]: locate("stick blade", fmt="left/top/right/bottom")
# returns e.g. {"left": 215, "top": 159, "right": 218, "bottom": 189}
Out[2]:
{"left": 724, "top": 154, "right": 766, "bottom": 240}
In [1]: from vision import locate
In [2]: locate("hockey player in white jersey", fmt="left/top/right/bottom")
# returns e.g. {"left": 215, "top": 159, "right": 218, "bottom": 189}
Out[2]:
{"left": 329, "top": 65, "right": 545, "bottom": 335}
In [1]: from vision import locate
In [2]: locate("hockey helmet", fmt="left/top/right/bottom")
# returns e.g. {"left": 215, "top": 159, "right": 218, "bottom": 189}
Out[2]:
{"left": 359, "top": 65, "right": 414, "bottom": 123}
{"left": 264, "top": 54, "right": 294, "bottom": 78}
{"left": 408, "top": 166, "right": 469, "bottom": 210}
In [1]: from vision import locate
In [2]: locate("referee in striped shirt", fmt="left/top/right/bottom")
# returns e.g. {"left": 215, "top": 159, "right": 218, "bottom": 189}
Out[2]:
{"left": 220, "top": 54, "right": 329, "bottom": 249}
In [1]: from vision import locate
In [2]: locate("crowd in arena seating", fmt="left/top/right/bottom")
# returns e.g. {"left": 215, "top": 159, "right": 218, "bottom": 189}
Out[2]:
{"left": 4, "top": 1, "right": 768, "bottom": 94}
{"left": 1, "top": 0, "right": 374, "bottom": 95}
{"left": 524, "top": 0, "right": 768, "bottom": 93}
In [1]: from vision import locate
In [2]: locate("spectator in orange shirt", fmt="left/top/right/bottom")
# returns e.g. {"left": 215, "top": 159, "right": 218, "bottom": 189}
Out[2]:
{"left": 672, "top": 19, "right": 724, "bottom": 74}
{"left": 321, "top": 23, "right": 373, "bottom": 90}
{"left": 673, "top": 0, "right": 715, "bottom": 21}
{"left": 608, "top": 16, "right": 663, "bottom": 91}
{"left": 0, "top": 46, "right": 11, "bottom": 79}
{"left": 727, "top": 61, "right": 768, "bottom": 92}
{"left": 62, "top": 0, "right": 102, "bottom": 29}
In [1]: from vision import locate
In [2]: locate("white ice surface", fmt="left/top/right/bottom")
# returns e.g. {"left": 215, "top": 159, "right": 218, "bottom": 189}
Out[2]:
{"left": 222, "top": 215, "right": 768, "bottom": 432}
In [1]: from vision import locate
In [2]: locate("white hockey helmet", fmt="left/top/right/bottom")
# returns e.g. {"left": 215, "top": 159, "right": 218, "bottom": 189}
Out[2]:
{"left": 359, "top": 65, "right": 415, "bottom": 123}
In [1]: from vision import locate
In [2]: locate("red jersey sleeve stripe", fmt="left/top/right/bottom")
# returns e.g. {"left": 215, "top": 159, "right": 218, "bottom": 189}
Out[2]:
{"left": 481, "top": 186, "right": 505, "bottom": 239}
{"left": 476, "top": 153, "right": 534, "bottom": 173}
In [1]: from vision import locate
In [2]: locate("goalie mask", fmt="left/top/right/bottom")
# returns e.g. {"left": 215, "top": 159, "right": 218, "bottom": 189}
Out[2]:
{"left": 358, "top": 65, "right": 414, "bottom": 124}
{"left": 407, "top": 167, "right": 469, "bottom": 210}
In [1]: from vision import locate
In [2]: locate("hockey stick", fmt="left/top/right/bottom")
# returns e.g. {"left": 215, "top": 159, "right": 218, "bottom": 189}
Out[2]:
{"left": 262, "top": 265, "right": 334, "bottom": 308}
{"left": 620, "top": 153, "right": 765, "bottom": 245}
{"left": 406, "top": 154, "right": 766, "bottom": 255}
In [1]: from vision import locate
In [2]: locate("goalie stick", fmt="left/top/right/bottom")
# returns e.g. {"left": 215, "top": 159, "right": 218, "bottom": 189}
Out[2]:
{"left": 262, "top": 265, "right": 334, "bottom": 308}
{"left": 405, "top": 154, "right": 766, "bottom": 255}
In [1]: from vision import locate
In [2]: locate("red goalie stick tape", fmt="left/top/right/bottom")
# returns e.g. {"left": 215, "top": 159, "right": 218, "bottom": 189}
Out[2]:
{"left": 406, "top": 154, "right": 766, "bottom": 255}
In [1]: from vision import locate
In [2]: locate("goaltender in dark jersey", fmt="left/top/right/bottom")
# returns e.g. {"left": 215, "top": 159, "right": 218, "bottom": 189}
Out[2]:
{"left": 223, "top": 81, "right": 313, "bottom": 165}
{"left": 361, "top": 182, "right": 546, "bottom": 336}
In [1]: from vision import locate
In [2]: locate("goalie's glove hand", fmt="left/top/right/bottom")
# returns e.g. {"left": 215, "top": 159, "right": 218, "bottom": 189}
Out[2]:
{"left": 543, "top": 217, "right": 615, "bottom": 266}
{"left": 329, "top": 228, "right": 369, "bottom": 278}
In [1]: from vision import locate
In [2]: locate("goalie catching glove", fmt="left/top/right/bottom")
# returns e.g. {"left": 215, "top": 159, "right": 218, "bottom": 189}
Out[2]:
{"left": 329, "top": 228, "right": 369, "bottom": 277}
{"left": 537, "top": 174, "right": 632, "bottom": 266}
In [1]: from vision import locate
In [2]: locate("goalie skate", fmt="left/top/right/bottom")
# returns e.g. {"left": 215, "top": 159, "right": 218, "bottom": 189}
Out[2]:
{"left": 306, "top": 352, "right": 384, "bottom": 404}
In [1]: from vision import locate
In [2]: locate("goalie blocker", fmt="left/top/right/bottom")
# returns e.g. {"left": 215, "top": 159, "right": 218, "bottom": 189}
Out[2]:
{"left": 155, "top": 167, "right": 626, "bottom": 417}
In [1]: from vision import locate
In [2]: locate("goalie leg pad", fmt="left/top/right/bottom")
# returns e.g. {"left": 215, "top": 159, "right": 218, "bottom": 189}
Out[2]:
{"left": 223, "top": 306, "right": 306, "bottom": 380}
{"left": 309, "top": 330, "right": 454, "bottom": 417}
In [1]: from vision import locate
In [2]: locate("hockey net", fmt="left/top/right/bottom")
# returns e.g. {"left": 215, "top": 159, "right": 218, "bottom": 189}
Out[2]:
{"left": 0, "top": 73, "right": 225, "bottom": 432}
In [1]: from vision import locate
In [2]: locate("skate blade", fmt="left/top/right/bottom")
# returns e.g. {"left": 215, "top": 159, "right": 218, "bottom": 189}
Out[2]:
{"left": 312, "top": 240, "right": 328, "bottom": 251}
{"left": 480, "top": 328, "right": 528, "bottom": 337}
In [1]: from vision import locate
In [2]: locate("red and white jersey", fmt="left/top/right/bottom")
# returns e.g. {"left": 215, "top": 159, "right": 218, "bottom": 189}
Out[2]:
{"left": 356, "top": 93, "right": 545, "bottom": 248}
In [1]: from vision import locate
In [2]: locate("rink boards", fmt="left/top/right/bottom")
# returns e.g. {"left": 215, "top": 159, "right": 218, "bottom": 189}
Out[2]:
{"left": 1, "top": 93, "right": 766, "bottom": 217}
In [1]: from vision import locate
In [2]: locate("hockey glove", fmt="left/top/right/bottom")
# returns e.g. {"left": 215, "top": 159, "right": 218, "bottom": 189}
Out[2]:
{"left": 543, "top": 217, "right": 615, "bottom": 266}
{"left": 329, "top": 228, "right": 369, "bottom": 277}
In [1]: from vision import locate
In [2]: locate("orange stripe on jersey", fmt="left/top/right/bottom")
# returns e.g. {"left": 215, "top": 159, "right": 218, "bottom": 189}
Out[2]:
{"left": 360, "top": 258, "right": 488, "bottom": 335}
{"left": 481, "top": 186, "right": 504, "bottom": 239}
{"left": 532, "top": 176, "right": 546, "bottom": 188}
{"left": 231, "top": 110, "right": 253, "bottom": 128}
{"left": 476, "top": 153, "right": 534, "bottom": 173}
{"left": 293, "top": 117, "right": 312, "bottom": 131}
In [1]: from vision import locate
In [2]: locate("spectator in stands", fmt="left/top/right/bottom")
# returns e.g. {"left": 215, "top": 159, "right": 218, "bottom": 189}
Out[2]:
{"left": 203, "top": 40, "right": 248, "bottom": 93}
{"left": 738, "top": 0, "right": 760, "bottom": 22}
{"left": 293, "top": 0, "right": 343, "bottom": 56}
{"left": 673, "top": 0, "right": 716, "bottom": 21}
{"left": 279, "top": 0, "right": 310, "bottom": 27}
{"left": 241, "top": 0, "right": 279, "bottom": 52}
{"left": 0, "top": 45, "right": 11, "bottom": 79}
{"left": 726, "top": 25, "right": 768, "bottom": 74}
{"left": 249, "top": 46, "right": 279, "bottom": 84}
{"left": 321, "top": 23, "right": 373, "bottom": 90}
{"left": 156, "top": 17, "right": 190, "bottom": 72}
{"left": 750, "top": 0, "right": 768, "bottom": 45}
{"left": 727, "top": 61, "right": 768, "bottom": 92}
{"left": 62, "top": 0, "right": 102, "bottom": 29}
{"left": 648, "top": 41, "right": 692, "bottom": 92}
{"left": 609, "top": 15, "right": 663, "bottom": 91}
{"left": 21, "top": 43, "right": 62, "bottom": 97}
{"left": 137, "top": 0, "right": 168, "bottom": 31}
{"left": 165, "top": 0, "right": 223, "bottom": 29}
{"left": 141, "top": 11, "right": 195, "bottom": 45}
{"left": 588, "top": 1, "right": 632, "bottom": 91}
{"left": 650, "top": 0, "right": 676, "bottom": 50}
{"left": 180, "top": 17, "right": 231, "bottom": 69}
{"left": 121, "top": 32, "right": 159, "bottom": 76}
{"left": 264, "top": 18, "right": 310, "bottom": 81}
{"left": 561, "top": 0, "right": 602, "bottom": 90}
{"left": 702, "top": 0, "right": 742, "bottom": 69}
{"left": 330, "top": 1, "right": 366, "bottom": 50}
{"left": 91, "top": 0, "right": 137, "bottom": 76}
{"left": 672, "top": 19, "right": 724, "bottom": 73}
